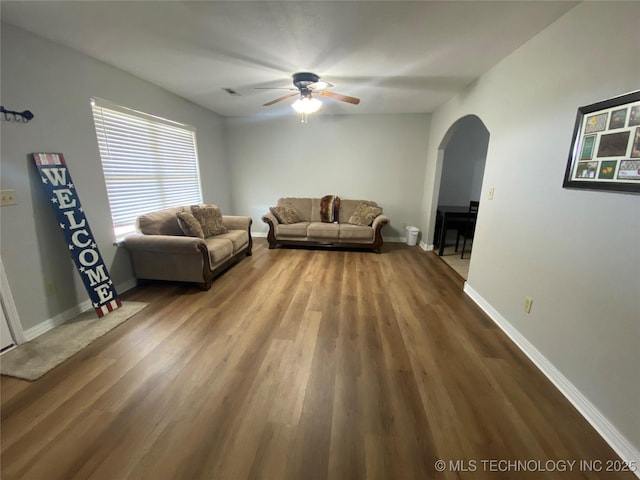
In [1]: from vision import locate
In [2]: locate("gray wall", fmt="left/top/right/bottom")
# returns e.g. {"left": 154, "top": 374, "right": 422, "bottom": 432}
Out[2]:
{"left": 224, "top": 113, "right": 430, "bottom": 238}
{"left": 422, "top": 1, "right": 639, "bottom": 451}
{"left": 437, "top": 116, "right": 489, "bottom": 206}
{"left": 0, "top": 23, "right": 230, "bottom": 333}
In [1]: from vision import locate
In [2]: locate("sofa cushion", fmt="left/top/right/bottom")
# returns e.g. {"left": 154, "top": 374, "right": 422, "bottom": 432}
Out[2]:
{"left": 277, "top": 198, "right": 312, "bottom": 221}
{"left": 191, "top": 205, "right": 227, "bottom": 237}
{"left": 348, "top": 202, "right": 382, "bottom": 226}
{"left": 276, "top": 222, "right": 310, "bottom": 238}
{"left": 308, "top": 222, "right": 340, "bottom": 239}
{"left": 212, "top": 230, "right": 248, "bottom": 252}
{"left": 176, "top": 211, "right": 205, "bottom": 239}
{"left": 339, "top": 200, "right": 378, "bottom": 224}
{"left": 204, "top": 237, "right": 234, "bottom": 264}
{"left": 270, "top": 204, "right": 301, "bottom": 224}
{"left": 137, "top": 206, "right": 185, "bottom": 236}
{"left": 339, "top": 224, "right": 374, "bottom": 241}
{"left": 319, "top": 195, "right": 340, "bottom": 223}
{"left": 309, "top": 198, "right": 322, "bottom": 222}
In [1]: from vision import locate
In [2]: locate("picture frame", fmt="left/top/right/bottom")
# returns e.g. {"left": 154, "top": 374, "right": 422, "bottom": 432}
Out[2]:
{"left": 563, "top": 90, "right": 640, "bottom": 194}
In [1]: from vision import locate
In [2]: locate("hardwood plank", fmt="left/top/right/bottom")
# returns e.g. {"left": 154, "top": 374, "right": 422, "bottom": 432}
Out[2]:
{"left": 291, "top": 334, "right": 336, "bottom": 480}
{"left": 1, "top": 239, "right": 635, "bottom": 480}
{"left": 247, "top": 422, "right": 297, "bottom": 480}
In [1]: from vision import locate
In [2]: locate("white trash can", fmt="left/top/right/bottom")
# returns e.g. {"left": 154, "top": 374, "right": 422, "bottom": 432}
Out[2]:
{"left": 406, "top": 226, "right": 419, "bottom": 246}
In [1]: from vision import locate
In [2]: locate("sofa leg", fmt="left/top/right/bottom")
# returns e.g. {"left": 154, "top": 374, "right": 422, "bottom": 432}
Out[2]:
{"left": 268, "top": 243, "right": 276, "bottom": 249}
{"left": 246, "top": 250, "right": 253, "bottom": 256}
{"left": 198, "top": 279, "right": 213, "bottom": 291}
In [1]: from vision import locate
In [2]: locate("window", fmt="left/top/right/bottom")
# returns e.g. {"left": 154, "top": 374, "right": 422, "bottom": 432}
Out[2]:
{"left": 91, "top": 98, "right": 203, "bottom": 239}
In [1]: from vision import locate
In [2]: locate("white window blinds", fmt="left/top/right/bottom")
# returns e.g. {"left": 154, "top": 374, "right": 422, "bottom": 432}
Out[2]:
{"left": 91, "top": 98, "right": 203, "bottom": 239}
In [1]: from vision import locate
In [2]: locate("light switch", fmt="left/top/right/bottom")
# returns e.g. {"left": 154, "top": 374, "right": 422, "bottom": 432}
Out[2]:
{"left": 488, "top": 187, "right": 494, "bottom": 200}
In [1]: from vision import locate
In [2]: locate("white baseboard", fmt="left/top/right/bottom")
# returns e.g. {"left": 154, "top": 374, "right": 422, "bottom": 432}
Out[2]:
{"left": 463, "top": 283, "right": 640, "bottom": 476}
{"left": 24, "top": 300, "right": 92, "bottom": 341}
{"left": 420, "top": 241, "right": 433, "bottom": 251}
{"left": 23, "top": 278, "right": 138, "bottom": 342}
{"left": 385, "top": 236, "right": 406, "bottom": 243}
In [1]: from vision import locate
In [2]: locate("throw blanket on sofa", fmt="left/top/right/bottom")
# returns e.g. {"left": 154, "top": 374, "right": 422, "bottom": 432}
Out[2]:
{"left": 320, "top": 195, "right": 340, "bottom": 223}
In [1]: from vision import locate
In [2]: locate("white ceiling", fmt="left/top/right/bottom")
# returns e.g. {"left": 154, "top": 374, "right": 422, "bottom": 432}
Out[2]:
{"left": 1, "top": 1, "right": 578, "bottom": 117}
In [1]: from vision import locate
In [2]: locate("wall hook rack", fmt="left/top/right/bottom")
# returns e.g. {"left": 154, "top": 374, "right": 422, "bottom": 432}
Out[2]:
{"left": 1, "top": 106, "right": 34, "bottom": 123}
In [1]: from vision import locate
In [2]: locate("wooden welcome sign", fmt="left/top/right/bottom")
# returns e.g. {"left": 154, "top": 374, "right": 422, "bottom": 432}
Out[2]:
{"left": 33, "top": 153, "right": 121, "bottom": 317}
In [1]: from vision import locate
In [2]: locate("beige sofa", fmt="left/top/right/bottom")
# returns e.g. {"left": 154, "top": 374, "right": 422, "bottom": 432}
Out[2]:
{"left": 123, "top": 206, "right": 252, "bottom": 289}
{"left": 262, "top": 197, "right": 389, "bottom": 253}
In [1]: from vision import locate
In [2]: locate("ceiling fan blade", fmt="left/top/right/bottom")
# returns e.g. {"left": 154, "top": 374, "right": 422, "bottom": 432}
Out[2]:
{"left": 255, "top": 87, "right": 298, "bottom": 90}
{"left": 262, "top": 92, "right": 299, "bottom": 107}
{"left": 308, "top": 80, "right": 334, "bottom": 91}
{"left": 316, "top": 90, "right": 360, "bottom": 105}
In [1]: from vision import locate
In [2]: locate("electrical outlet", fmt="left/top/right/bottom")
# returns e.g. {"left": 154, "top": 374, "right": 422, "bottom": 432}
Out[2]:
{"left": 1, "top": 190, "right": 16, "bottom": 206}
{"left": 523, "top": 296, "right": 533, "bottom": 314}
{"left": 488, "top": 186, "right": 494, "bottom": 200}
{"left": 45, "top": 281, "right": 56, "bottom": 296}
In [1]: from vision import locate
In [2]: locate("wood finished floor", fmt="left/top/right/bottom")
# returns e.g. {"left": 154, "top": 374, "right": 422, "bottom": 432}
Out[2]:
{"left": 1, "top": 239, "right": 633, "bottom": 480}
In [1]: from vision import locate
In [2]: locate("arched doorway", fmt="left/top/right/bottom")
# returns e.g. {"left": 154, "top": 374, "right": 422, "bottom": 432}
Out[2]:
{"left": 430, "top": 115, "right": 489, "bottom": 276}
{"left": 438, "top": 115, "right": 489, "bottom": 208}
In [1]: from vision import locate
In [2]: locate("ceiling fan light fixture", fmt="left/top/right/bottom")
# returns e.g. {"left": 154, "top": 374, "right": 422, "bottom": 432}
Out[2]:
{"left": 309, "top": 80, "right": 332, "bottom": 90}
{"left": 291, "top": 96, "right": 322, "bottom": 114}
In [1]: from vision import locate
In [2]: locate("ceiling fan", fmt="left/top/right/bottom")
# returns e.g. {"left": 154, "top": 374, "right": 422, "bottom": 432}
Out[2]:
{"left": 258, "top": 72, "right": 360, "bottom": 120}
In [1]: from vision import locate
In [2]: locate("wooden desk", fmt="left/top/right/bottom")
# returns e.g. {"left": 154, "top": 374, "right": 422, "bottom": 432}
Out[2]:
{"left": 434, "top": 205, "right": 471, "bottom": 256}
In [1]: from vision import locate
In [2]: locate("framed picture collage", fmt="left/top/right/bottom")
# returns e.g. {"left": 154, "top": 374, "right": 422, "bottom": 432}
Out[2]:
{"left": 563, "top": 90, "right": 640, "bottom": 194}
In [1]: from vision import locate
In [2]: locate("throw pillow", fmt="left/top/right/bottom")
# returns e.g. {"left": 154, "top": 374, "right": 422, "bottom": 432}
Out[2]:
{"left": 348, "top": 202, "right": 382, "bottom": 226}
{"left": 176, "top": 211, "right": 205, "bottom": 239}
{"left": 319, "top": 195, "right": 341, "bottom": 223}
{"left": 190, "top": 204, "right": 227, "bottom": 237}
{"left": 270, "top": 204, "right": 301, "bottom": 224}
{"left": 333, "top": 196, "right": 341, "bottom": 223}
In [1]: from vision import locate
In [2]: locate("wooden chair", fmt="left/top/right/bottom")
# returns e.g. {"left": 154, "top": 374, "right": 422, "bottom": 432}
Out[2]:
{"left": 455, "top": 201, "right": 479, "bottom": 259}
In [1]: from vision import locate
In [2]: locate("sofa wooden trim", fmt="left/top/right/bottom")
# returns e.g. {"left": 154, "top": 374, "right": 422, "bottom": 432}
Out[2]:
{"left": 199, "top": 234, "right": 252, "bottom": 290}
{"left": 262, "top": 212, "right": 388, "bottom": 254}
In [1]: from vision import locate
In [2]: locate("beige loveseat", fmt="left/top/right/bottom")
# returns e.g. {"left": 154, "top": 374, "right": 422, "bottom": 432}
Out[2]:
{"left": 262, "top": 197, "right": 389, "bottom": 253}
{"left": 123, "top": 205, "right": 252, "bottom": 290}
